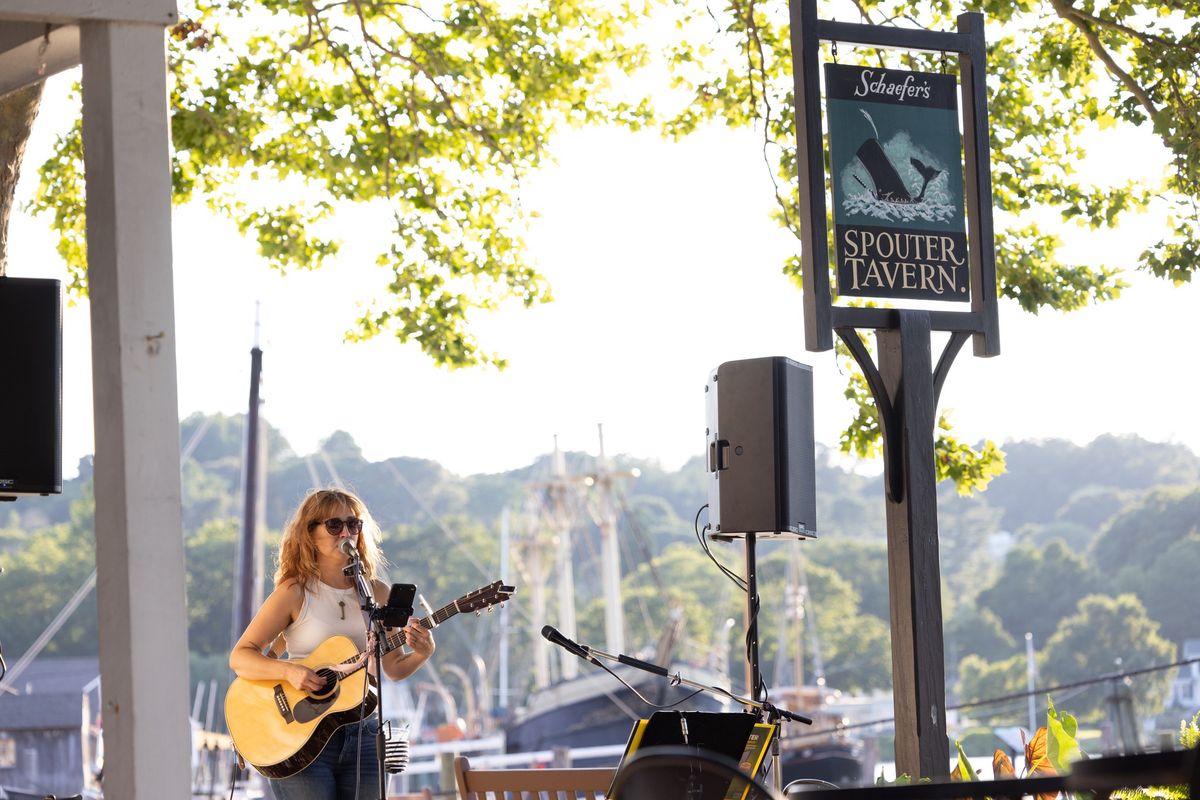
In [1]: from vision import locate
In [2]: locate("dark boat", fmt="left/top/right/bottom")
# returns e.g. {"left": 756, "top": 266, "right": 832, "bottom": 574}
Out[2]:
{"left": 505, "top": 663, "right": 732, "bottom": 763}
{"left": 776, "top": 686, "right": 865, "bottom": 787}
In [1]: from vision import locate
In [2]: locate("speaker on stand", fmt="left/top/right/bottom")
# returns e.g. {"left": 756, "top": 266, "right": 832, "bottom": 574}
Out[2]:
{"left": 704, "top": 356, "right": 818, "bottom": 797}
{"left": 705, "top": 356, "right": 816, "bottom": 539}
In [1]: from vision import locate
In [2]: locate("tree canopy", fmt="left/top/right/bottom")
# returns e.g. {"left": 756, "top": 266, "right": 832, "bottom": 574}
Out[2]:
{"left": 20, "top": 0, "right": 1200, "bottom": 490}
{"left": 32, "top": 0, "right": 659, "bottom": 368}
{"left": 657, "top": 0, "right": 1199, "bottom": 488}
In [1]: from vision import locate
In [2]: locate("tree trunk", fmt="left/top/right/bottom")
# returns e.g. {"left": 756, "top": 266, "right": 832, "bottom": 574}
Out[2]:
{"left": 0, "top": 81, "right": 45, "bottom": 276}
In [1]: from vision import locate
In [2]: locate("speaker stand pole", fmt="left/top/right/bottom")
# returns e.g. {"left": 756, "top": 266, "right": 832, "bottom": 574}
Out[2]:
{"left": 743, "top": 535, "right": 761, "bottom": 706}
{"left": 743, "top": 534, "right": 791, "bottom": 796}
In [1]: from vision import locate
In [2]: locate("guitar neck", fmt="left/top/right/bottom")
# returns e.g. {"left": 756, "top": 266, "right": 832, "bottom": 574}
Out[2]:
{"left": 331, "top": 582, "right": 509, "bottom": 671}
{"left": 378, "top": 598, "right": 461, "bottom": 655}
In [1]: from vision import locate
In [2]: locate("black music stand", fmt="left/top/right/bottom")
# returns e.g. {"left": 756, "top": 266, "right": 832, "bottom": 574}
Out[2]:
{"left": 610, "top": 711, "right": 763, "bottom": 800}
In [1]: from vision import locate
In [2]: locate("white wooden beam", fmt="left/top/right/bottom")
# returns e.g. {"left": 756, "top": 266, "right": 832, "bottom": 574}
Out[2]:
{"left": 0, "top": 0, "right": 175, "bottom": 25}
{"left": 79, "top": 20, "right": 190, "bottom": 799}
{"left": 0, "top": 24, "right": 81, "bottom": 97}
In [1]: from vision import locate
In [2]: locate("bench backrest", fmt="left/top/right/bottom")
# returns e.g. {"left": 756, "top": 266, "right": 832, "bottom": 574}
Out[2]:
{"left": 453, "top": 755, "right": 615, "bottom": 800}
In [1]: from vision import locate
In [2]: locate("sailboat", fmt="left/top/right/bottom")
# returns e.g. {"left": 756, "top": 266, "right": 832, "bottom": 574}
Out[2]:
{"left": 773, "top": 548, "right": 866, "bottom": 787}
{"left": 503, "top": 428, "right": 732, "bottom": 762}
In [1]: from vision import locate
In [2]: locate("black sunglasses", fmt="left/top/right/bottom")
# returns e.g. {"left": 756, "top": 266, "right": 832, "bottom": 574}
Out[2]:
{"left": 308, "top": 517, "right": 364, "bottom": 535}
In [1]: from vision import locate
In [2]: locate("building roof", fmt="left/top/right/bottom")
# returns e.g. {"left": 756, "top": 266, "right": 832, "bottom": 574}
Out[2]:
{"left": 0, "top": 657, "right": 99, "bottom": 730}
{"left": 1, "top": 656, "right": 99, "bottom": 695}
{"left": 0, "top": 692, "right": 83, "bottom": 730}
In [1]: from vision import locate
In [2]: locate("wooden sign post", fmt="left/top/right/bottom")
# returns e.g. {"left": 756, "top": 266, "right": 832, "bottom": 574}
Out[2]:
{"left": 787, "top": 0, "right": 1000, "bottom": 779}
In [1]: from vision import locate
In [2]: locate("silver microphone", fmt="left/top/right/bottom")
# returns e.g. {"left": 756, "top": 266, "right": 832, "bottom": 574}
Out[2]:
{"left": 338, "top": 538, "right": 359, "bottom": 559}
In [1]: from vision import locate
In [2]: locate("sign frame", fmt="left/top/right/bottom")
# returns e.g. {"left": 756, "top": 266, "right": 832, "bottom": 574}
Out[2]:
{"left": 786, "top": 0, "right": 1001, "bottom": 781}
{"left": 788, "top": 0, "right": 999, "bottom": 357}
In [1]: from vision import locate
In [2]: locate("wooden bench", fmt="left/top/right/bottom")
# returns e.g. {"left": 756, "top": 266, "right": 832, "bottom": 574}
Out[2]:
{"left": 453, "top": 754, "right": 615, "bottom": 800}
{"left": 389, "top": 791, "right": 434, "bottom": 800}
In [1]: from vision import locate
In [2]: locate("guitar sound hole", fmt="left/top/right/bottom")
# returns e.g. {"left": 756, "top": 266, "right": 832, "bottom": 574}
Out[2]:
{"left": 310, "top": 668, "right": 338, "bottom": 699}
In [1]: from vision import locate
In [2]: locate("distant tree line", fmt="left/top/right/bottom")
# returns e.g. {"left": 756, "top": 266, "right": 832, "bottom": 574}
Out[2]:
{"left": 2, "top": 417, "right": 1197, "bottom": 732}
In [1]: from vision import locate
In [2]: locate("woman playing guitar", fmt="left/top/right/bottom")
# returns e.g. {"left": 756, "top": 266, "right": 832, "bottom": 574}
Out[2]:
{"left": 229, "top": 487, "right": 435, "bottom": 798}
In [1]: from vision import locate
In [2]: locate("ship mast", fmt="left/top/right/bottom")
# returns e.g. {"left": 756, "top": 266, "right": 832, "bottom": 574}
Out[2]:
{"left": 521, "top": 489, "right": 551, "bottom": 688}
{"left": 550, "top": 439, "right": 580, "bottom": 680}
{"left": 589, "top": 425, "right": 625, "bottom": 654}
{"left": 232, "top": 310, "right": 266, "bottom": 645}
{"left": 523, "top": 436, "right": 585, "bottom": 686}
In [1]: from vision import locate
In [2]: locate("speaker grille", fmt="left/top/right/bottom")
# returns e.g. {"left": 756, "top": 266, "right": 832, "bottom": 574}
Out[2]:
{"left": 0, "top": 277, "right": 63, "bottom": 497}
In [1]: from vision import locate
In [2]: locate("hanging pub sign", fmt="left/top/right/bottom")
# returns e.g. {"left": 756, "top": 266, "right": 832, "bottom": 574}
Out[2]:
{"left": 825, "top": 63, "right": 969, "bottom": 301}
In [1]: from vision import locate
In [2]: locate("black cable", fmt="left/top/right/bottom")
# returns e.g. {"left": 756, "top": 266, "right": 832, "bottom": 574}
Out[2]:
{"left": 745, "top": 589, "right": 768, "bottom": 705}
{"left": 226, "top": 756, "right": 237, "bottom": 800}
{"left": 693, "top": 504, "right": 746, "bottom": 591}
{"left": 354, "top": 634, "right": 375, "bottom": 800}
{"left": 588, "top": 652, "right": 708, "bottom": 710}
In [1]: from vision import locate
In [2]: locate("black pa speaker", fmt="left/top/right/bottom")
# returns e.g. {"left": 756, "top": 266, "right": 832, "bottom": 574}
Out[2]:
{"left": 705, "top": 356, "right": 816, "bottom": 538}
{"left": 0, "top": 277, "right": 63, "bottom": 498}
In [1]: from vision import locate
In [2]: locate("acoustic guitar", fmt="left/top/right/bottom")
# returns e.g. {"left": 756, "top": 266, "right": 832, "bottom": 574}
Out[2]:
{"left": 225, "top": 580, "right": 514, "bottom": 778}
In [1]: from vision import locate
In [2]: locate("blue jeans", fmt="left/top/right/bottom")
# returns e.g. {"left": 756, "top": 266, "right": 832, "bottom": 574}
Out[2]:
{"left": 268, "top": 719, "right": 380, "bottom": 800}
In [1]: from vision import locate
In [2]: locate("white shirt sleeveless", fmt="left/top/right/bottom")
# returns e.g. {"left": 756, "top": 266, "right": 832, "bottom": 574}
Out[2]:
{"left": 282, "top": 580, "right": 370, "bottom": 660}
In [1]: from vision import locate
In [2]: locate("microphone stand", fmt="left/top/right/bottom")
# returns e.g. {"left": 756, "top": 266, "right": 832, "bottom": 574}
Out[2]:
{"left": 346, "top": 555, "right": 390, "bottom": 800}
{"left": 576, "top": 643, "right": 812, "bottom": 795}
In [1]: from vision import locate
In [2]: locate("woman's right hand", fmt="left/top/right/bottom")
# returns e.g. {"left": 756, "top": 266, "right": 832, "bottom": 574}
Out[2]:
{"left": 285, "top": 663, "right": 325, "bottom": 693}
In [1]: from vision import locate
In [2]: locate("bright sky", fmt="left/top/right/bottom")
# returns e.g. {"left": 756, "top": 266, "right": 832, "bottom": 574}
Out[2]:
{"left": 12, "top": 71, "right": 1200, "bottom": 479}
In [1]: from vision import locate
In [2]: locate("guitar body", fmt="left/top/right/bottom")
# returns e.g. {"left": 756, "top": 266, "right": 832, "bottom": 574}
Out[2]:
{"left": 224, "top": 635, "right": 377, "bottom": 779}
{"left": 224, "top": 581, "right": 514, "bottom": 779}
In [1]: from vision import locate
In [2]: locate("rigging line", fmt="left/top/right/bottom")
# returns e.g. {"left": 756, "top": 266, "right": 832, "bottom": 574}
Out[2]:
{"left": 0, "top": 568, "right": 98, "bottom": 694}
{"left": 180, "top": 415, "right": 213, "bottom": 463}
{"left": 616, "top": 494, "right": 667, "bottom": 591}
{"left": 794, "top": 550, "right": 826, "bottom": 685}
{"left": 317, "top": 447, "right": 346, "bottom": 490}
{"left": 615, "top": 494, "right": 671, "bottom": 635}
{"left": 303, "top": 453, "right": 323, "bottom": 489}
{"left": 783, "top": 657, "right": 1200, "bottom": 743}
{"left": 952, "top": 655, "right": 1200, "bottom": 712}
{"left": 380, "top": 460, "right": 505, "bottom": 596}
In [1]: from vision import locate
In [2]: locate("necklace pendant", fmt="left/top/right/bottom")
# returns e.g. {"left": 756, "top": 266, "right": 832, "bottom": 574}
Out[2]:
{"left": 339, "top": 600, "right": 346, "bottom": 620}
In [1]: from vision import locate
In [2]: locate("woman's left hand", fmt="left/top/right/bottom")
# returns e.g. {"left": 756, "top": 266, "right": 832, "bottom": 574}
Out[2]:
{"left": 406, "top": 619, "right": 435, "bottom": 658}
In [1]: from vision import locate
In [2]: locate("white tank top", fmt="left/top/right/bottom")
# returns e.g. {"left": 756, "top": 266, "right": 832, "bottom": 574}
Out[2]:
{"left": 282, "top": 580, "right": 370, "bottom": 660}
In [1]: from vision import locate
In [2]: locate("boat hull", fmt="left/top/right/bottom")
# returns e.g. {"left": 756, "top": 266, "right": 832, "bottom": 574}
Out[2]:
{"left": 780, "top": 742, "right": 864, "bottom": 788}
{"left": 505, "top": 665, "right": 731, "bottom": 764}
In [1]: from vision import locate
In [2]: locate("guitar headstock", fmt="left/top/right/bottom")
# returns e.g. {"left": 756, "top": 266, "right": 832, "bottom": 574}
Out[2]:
{"left": 460, "top": 580, "right": 516, "bottom": 615}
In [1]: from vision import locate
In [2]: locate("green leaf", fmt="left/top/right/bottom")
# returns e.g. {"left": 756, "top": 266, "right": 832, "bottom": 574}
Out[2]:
{"left": 1046, "top": 697, "right": 1082, "bottom": 771}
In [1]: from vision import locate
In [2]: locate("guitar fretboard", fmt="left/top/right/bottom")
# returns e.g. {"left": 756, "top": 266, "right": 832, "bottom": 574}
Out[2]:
{"left": 333, "top": 586, "right": 506, "bottom": 671}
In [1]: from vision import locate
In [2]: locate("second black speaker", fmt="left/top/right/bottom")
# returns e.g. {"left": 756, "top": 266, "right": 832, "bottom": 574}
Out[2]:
{"left": 705, "top": 356, "right": 816, "bottom": 538}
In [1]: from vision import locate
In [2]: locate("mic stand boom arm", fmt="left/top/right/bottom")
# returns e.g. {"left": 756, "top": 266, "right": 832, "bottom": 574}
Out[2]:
{"left": 581, "top": 645, "right": 813, "bottom": 726}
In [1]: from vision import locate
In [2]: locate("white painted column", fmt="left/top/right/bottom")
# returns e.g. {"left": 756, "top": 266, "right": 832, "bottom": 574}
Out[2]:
{"left": 80, "top": 20, "right": 190, "bottom": 798}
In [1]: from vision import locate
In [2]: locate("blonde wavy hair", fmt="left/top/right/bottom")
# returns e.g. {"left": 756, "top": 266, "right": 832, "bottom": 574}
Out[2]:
{"left": 275, "top": 488, "right": 386, "bottom": 588}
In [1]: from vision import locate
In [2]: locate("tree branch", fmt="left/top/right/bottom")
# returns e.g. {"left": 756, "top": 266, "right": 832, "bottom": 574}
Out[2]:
{"left": 1050, "top": 0, "right": 1158, "bottom": 122}
{"left": 0, "top": 81, "right": 44, "bottom": 276}
{"left": 1057, "top": 3, "right": 1195, "bottom": 51}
